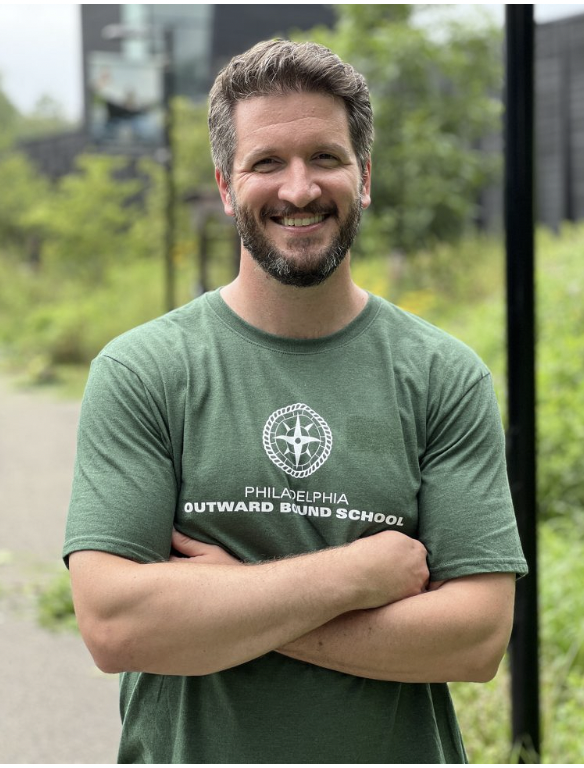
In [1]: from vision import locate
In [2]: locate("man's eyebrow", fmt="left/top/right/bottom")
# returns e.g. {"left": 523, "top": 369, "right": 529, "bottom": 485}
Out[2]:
{"left": 240, "top": 148, "right": 280, "bottom": 164}
{"left": 314, "top": 143, "right": 353, "bottom": 158}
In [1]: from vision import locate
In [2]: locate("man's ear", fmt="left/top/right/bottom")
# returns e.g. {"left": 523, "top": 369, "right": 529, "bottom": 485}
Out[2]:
{"left": 361, "top": 158, "right": 372, "bottom": 211}
{"left": 216, "top": 169, "right": 234, "bottom": 217}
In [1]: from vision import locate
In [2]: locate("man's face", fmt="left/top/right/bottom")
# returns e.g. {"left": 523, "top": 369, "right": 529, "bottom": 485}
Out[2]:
{"left": 217, "top": 92, "right": 371, "bottom": 287}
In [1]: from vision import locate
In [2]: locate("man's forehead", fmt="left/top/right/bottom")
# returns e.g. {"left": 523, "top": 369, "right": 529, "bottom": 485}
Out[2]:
{"left": 232, "top": 92, "right": 351, "bottom": 146}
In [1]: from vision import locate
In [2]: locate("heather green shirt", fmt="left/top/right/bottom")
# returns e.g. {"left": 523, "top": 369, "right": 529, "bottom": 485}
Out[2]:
{"left": 64, "top": 290, "right": 527, "bottom": 764}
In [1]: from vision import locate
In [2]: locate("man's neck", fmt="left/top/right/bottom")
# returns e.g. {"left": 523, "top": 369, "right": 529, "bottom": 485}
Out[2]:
{"left": 220, "top": 252, "right": 368, "bottom": 339}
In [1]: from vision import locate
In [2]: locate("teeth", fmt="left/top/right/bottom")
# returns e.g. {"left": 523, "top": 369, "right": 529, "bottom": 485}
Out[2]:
{"left": 281, "top": 215, "right": 325, "bottom": 227}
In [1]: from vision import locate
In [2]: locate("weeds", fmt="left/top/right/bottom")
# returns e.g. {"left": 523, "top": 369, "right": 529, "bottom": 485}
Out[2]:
{"left": 36, "top": 568, "right": 77, "bottom": 633}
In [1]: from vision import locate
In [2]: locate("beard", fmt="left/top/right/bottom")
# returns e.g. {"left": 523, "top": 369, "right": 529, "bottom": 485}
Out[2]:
{"left": 230, "top": 193, "right": 363, "bottom": 288}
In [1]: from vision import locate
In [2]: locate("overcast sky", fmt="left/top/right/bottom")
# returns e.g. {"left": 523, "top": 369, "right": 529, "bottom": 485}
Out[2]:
{"left": 1, "top": 3, "right": 583, "bottom": 122}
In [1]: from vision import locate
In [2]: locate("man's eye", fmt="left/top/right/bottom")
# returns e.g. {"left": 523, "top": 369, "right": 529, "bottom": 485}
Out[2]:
{"left": 253, "top": 159, "right": 279, "bottom": 172}
{"left": 315, "top": 154, "right": 340, "bottom": 166}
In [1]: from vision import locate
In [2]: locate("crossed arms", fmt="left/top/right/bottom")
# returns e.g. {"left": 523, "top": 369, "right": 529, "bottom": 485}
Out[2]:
{"left": 69, "top": 529, "right": 515, "bottom": 683}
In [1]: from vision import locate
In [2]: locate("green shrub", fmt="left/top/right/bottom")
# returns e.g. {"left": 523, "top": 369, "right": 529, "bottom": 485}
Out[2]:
{"left": 536, "top": 226, "right": 584, "bottom": 521}
{"left": 25, "top": 154, "right": 145, "bottom": 281}
{"left": 1, "top": 255, "right": 213, "bottom": 374}
{"left": 37, "top": 569, "right": 77, "bottom": 633}
{"left": 539, "top": 513, "right": 584, "bottom": 673}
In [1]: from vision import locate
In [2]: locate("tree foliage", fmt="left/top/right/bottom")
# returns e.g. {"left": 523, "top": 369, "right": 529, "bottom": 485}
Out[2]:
{"left": 172, "top": 96, "right": 216, "bottom": 198}
{"left": 0, "top": 83, "right": 221, "bottom": 286}
{"left": 0, "top": 77, "right": 20, "bottom": 150}
{"left": 296, "top": 4, "right": 503, "bottom": 254}
{"left": 0, "top": 152, "right": 50, "bottom": 250}
{"left": 0, "top": 72, "right": 74, "bottom": 146}
{"left": 25, "top": 154, "right": 145, "bottom": 280}
{"left": 18, "top": 94, "right": 74, "bottom": 140}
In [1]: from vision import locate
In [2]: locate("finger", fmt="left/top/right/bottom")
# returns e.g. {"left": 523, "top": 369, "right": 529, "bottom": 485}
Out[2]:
{"left": 171, "top": 528, "right": 206, "bottom": 556}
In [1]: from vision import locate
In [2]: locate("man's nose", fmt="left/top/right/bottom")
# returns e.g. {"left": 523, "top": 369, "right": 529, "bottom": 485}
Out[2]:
{"left": 277, "top": 160, "right": 322, "bottom": 208}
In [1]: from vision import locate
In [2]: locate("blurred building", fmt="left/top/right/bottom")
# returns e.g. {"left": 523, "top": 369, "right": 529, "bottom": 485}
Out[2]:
{"left": 535, "top": 11, "right": 584, "bottom": 229}
{"left": 476, "top": 12, "right": 584, "bottom": 232}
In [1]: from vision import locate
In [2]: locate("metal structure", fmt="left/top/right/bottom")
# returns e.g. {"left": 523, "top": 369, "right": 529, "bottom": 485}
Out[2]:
{"left": 505, "top": 6, "right": 541, "bottom": 762}
{"left": 101, "top": 22, "right": 176, "bottom": 313}
{"left": 162, "top": 27, "right": 176, "bottom": 312}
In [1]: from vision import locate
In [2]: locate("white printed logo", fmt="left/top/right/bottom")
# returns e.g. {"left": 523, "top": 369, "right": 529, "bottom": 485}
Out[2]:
{"left": 263, "top": 404, "right": 333, "bottom": 478}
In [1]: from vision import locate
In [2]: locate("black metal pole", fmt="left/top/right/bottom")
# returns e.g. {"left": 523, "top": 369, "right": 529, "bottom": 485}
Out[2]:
{"left": 163, "top": 28, "right": 176, "bottom": 313}
{"left": 504, "top": 6, "right": 541, "bottom": 762}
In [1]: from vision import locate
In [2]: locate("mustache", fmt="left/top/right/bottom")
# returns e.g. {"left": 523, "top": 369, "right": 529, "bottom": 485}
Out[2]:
{"left": 259, "top": 203, "right": 338, "bottom": 221}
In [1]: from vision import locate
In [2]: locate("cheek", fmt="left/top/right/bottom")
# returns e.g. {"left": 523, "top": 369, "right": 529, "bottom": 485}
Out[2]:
{"left": 233, "top": 179, "right": 270, "bottom": 207}
{"left": 239, "top": 185, "right": 282, "bottom": 219}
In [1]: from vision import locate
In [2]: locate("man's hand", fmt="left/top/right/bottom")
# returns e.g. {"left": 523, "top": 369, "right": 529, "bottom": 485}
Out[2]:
{"left": 170, "top": 529, "right": 242, "bottom": 566}
{"left": 346, "top": 531, "right": 429, "bottom": 608}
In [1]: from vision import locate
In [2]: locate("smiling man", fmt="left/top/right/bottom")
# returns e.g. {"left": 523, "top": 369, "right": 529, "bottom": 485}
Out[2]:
{"left": 64, "top": 40, "right": 527, "bottom": 764}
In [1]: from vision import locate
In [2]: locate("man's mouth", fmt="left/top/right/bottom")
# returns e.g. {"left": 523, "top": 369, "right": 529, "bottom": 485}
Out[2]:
{"left": 261, "top": 205, "right": 336, "bottom": 229}
{"left": 278, "top": 214, "right": 326, "bottom": 227}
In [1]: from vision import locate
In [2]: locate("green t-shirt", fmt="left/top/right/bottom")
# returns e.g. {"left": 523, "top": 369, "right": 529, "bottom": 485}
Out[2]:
{"left": 64, "top": 290, "right": 527, "bottom": 764}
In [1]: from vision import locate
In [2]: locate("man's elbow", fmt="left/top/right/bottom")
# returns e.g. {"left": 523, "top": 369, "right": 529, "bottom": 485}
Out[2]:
{"left": 466, "top": 653, "right": 504, "bottom": 683}
{"left": 447, "top": 572, "right": 516, "bottom": 683}
{"left": 76, "top": 610, "right": 135, "bottom": 674}
{"left": 75, "top": 603, "right": 231, "bottom": 677}
{"left": 461, "top": 628, "right": 511, "bottom": 683}
{"left": 69, "top": 550, "right": 144, "bottom": 674}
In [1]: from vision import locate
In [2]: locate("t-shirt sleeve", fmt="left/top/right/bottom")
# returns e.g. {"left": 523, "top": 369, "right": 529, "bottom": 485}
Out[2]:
{"left": 418, "top": 372, "right": 528, "bottom": 581}
{"left": 63, "top": 354, "right": 178, "bottom": 565}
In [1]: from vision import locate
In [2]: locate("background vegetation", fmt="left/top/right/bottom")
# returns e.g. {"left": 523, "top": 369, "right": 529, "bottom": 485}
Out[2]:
{"left": 2, "top": 4, "right": 583, "bottom": 763}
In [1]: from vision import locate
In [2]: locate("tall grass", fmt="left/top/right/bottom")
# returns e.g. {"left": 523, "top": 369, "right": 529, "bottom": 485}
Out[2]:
{"left": 0, "top": 244, "right": 234, "bottom": 391}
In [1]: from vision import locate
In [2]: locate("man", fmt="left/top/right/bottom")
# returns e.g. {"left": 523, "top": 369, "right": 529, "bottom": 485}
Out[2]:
{"left": 64, "top": 40, "right": 527, "bottom": 763}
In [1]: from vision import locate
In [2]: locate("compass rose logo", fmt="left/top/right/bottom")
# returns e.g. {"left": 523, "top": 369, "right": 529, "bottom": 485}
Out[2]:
{"left": 263, "top": 404, "right": 333, "bottom": 478}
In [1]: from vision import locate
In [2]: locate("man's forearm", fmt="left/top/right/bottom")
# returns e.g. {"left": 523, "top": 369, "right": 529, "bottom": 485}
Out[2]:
{"left": 71, "top": 550, "right": 363, "bottom": 676}
{"left": 69, "top": 531, "right": 429, "bottom": 677}
{"left": 278, "top": 573, "right": 516, "bottom": 683}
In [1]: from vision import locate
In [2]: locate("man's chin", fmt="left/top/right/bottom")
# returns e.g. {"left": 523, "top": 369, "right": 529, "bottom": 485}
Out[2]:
{"left": 250, "top": 249, "right": 346, "bottom": 288}
{"left": 264, "top": 269, "right": 331, "bottom": 289}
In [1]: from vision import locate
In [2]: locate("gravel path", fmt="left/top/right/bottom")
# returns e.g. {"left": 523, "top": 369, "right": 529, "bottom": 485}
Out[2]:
{"left": 0, "top": 375, "right": 120, "bottom": 764}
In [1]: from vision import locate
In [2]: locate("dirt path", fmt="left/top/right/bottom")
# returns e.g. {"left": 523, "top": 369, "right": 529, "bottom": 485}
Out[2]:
{"left": 0, "top": 375, "right": 120, "bottom": 764}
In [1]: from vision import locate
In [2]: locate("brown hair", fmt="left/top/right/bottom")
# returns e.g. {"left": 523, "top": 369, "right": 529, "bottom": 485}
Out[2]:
{"left": 208, "top": 39, "right": 373, "bottom": 181}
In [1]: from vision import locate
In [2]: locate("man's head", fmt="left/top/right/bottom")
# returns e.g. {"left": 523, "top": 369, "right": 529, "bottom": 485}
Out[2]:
{"left": 209, "top": 40, "right": 373, "bottom": 288}
{"left": 208, "top": 39, "right": 373, "bottom": 185}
